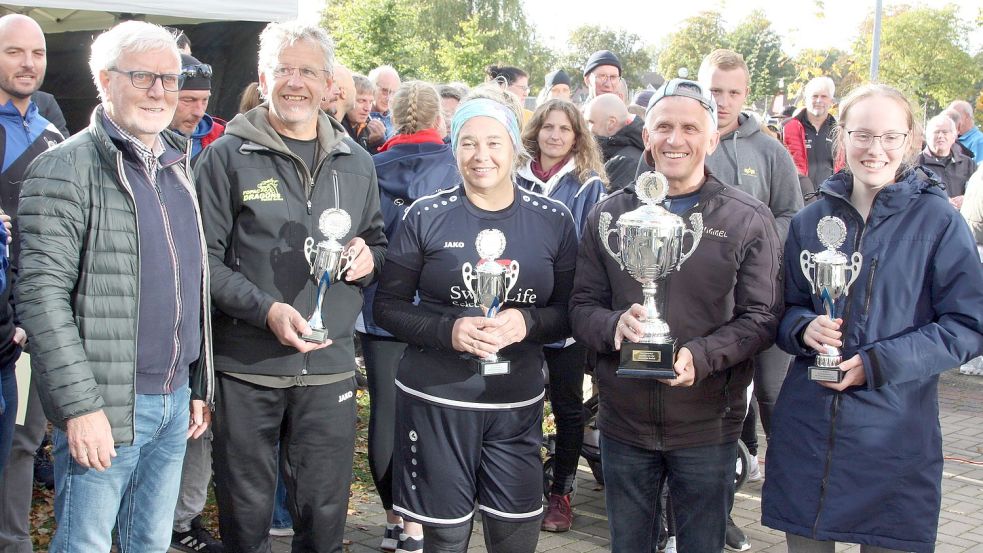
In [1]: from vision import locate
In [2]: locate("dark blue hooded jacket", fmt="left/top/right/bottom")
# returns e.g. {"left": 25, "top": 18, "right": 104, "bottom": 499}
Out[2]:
{"left": 358, "top": 141, "right": 460, "bottom": 336}
{"left": 762, "top": 168, "right": 983, "bottom": 552}
{"left": 515, "top": 159, "right": 604, "bottom": 236}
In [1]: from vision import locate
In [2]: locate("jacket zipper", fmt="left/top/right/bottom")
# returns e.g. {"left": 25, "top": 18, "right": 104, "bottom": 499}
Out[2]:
{"left": 812, "top": 393, "right": 841, "bottom": 537}
{"left": 811, "top": 193, "right": 873, "bottom": 534}
{"left": 114, "top": 153, "right": 140, "bottom": 443}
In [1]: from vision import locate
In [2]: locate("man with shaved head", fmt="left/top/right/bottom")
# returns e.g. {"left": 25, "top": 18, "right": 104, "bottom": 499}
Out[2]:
{"left": 586, "top": 93, "right": 644, "bottom": 191}
{"left": 918, "top": 114, "right": 977, "bottom": 208}
{"left": 949, "top": 100, "right": 983, "bottom": 161}
{"left": 323, "top": 63, "right": 354, "bottom": 119}
{"left": 0, "top": 14, "right": 64, "bottom": 552}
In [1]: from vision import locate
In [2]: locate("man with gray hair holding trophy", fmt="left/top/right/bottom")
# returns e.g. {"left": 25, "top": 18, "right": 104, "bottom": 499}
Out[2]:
{"left": 194, "top": 20, "right": 386, "bottom": 552}
{"left": 569, "top": 79, "right": 783, "bottom": 553}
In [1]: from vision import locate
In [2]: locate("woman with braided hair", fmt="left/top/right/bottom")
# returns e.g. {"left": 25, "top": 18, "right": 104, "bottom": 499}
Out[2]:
{"left": 358, "top": 80, "right": 460, "bottom": 553}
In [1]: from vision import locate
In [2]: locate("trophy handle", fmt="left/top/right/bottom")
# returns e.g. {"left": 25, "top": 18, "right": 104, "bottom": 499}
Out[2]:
{"left": 800, "top": 251, "right": 817, "bottom": 295}
{"left": 303, "top": 237, "right": 316, "bottom": 274}
{"left": 598, "top": 212, "right": 623, "bottom": 270}
{"left": 678, "top": 213, "right": 703, "bottom": 268}
{"left": 843, "top": 252, "right": 863, "bottom": 296}
{"left": 338, "top": 247, "right": 357, "bottom": 280}
{"left": 462, "top": 262, "right": 477, "bottom": 303}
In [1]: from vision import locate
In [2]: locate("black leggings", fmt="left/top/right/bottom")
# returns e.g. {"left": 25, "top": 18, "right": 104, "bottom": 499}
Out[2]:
{"left": 545, "top": 343, "right": 587, "bottom": 496}
{"left": 424, "top": 517, "right": 540, "bottom": 553}
{"left": 360, "top": 332, "right": 408, "bottom": 510}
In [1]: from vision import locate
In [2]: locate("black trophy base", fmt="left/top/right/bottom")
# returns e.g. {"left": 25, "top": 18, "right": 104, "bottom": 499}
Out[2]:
{"left": 480, "top": 358, "right": 511, "bottom": 376}
{"left": 809, "top": 364, "right": 844, "bottom": 383}
{"left": 616, "top": 342, "right": 676, "bottom": 379}
{"left": 302, "top": 328, "right": 329, "bottom": 344}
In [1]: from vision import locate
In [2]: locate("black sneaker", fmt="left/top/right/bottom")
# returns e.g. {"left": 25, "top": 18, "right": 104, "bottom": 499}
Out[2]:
{"left": 724, "top": 515, "right": 750, "bottom": 551}
{"left": 172, "top": 516, "right": 225, "bottom": 553}
{"left": 395, "top": 534, "right": 423, "bottom": 553}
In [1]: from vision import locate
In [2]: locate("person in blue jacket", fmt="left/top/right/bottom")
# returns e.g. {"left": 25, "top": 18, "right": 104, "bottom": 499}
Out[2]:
{"left": 762, "top": 83, "right": 983, "bottom": 553}
{"left": 357, "top": 80, "right": 460, "bottom": 553}
{"left": 515, "top": 98, "right": 606, "bottom": 532}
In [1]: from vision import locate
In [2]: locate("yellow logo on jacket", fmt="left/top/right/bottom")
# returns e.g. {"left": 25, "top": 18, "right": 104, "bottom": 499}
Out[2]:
{"left": 242, "top": 178, "right": 284, "bottom": 202}
{"left": 743, "top": 167, "right": 757, "bottom": 177}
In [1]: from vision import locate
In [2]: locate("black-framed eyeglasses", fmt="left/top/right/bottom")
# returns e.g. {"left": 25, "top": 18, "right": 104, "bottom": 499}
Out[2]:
{"left": 846, "top": 131, "right": 909, "bottom": 151}
{"left": 109, "top": 68, "right": 183, "bottom": 92}
{"left": 181, "top": 63, "right": 213, "bottom": 80}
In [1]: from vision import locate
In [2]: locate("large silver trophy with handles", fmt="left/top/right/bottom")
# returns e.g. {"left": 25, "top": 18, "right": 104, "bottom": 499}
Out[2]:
{"left": 302, "top": 208, "right": 356, "bottom": 343}
{"left": 461, "top": 229, "right": 519, "bottom": 376}
{"left": 600, "top": 171, "right": 702, "bottom": 378}
{"left": 800, "top": 216, "right": 863, "bottom": 382}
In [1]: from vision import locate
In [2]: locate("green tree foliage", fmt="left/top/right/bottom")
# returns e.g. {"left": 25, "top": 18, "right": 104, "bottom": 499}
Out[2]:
{"left": 727, "top": 10, "right": 795, "bottom": 102}
{"left": 853, "top": 4, "right": 982, "bottom": 113}
{"left": 789, "top": 48, "right": 863, "bottom": 103}
{"left": 561, "top": 25, "right": 653, "bottom": 85}
{"left": 324, "top": 0, "right": 555, "bottom": 88}
{"left": 657, "top": 11, "right": 726, "bottom": 81}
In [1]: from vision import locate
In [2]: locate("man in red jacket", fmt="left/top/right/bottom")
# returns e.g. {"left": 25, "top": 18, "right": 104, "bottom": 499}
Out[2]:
{"left": 783, "top": 76, "right": 840, "bottom": 194}
{"left": 169, "top": 53, "right": 225, "bottom": 162}
{"left": 570, "top": 79, "right": 782, "bottom": 553}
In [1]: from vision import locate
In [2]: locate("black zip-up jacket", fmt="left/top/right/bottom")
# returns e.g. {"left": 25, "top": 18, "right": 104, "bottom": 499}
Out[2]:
{"left": 597, "top": 116, "right": 645, "bottom": 192}
{"left": 195, "top": 105, "right": 387, "bottom": 376}
{"left": 570, "top": 173, "right": 783, "bottom": 450}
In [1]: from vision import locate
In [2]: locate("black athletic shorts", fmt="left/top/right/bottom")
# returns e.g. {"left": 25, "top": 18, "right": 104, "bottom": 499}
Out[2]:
{"left": 392, "top": 388, "right": 544, "bottom": 526}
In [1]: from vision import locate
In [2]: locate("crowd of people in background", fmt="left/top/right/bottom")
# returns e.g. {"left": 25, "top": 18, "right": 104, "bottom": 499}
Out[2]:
{"left": 0, "top": 12, "right": 981, "bottom": 553}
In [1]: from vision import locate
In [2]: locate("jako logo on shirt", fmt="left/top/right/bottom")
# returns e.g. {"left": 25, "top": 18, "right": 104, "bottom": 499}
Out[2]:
{"left": 242, "top": 178, "right": 284, "bottom": 202}
{"left": 338, "top": 391, "right": 353, "bottom": 403}
{"left": 444, "top": 241, "right": 465, "bottom": 248}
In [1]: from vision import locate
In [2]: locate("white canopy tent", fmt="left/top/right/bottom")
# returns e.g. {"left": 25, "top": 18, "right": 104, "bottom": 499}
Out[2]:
{"left": 0, "top": 1, "right": 298, "bottom": 33}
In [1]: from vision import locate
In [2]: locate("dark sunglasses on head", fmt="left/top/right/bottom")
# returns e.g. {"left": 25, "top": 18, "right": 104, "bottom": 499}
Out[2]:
{"left": 181, "top": 63, "right": 213, "bottom": 79}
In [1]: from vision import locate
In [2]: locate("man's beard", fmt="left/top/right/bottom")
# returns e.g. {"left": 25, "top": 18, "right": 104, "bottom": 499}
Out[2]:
{"left": 0, "top": 74, "right": 42, "bottom": 99}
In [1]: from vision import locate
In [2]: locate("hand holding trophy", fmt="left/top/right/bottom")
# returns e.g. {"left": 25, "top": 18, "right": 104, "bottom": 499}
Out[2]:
{"left": 599, "top": 171, "right": 702, "bottom": 378}
{"left": 302, "top": 208, "right": 356, "bottom": 343}
{"left": 799, "top": 216, "right": 863, "bottom": 383}
{"left": 461, "top": 228, "right": 518, "bottom": 376}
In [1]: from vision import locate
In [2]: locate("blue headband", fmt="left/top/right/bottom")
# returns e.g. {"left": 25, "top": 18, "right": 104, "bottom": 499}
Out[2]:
{"left": 450, "top": 98, "right": 522, "bottom": 152}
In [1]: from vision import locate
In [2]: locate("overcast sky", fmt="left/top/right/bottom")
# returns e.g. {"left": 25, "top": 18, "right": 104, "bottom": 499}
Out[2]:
{"left": 302, "top": 0, "right": 982, "bottom": 56}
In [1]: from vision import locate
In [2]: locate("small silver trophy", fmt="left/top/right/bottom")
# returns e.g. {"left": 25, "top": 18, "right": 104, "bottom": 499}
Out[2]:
{"left": 302, "top": 208, "right": 356, "bottom": 343}
{"left": 800, "top": 216, "right": 863, "bottom": 382}
{"left": 600, "top": 171, "right": 702, "bottom": 378}
{"left": 461, "top": 229, "right": 519, "bottom": 376}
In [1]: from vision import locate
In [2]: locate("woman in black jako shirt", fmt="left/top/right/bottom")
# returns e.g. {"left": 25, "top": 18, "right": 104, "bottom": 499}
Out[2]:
{"left": 373, "top": 84, "right": 578, "bottom": 553}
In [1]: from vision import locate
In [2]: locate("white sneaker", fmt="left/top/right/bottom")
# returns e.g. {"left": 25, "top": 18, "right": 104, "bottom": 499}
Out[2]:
{"left": 269, "top": 526, "right": 294, "bottom": 537}
{"left": 747, "top": 455, "right": 763, "bottom": 481}
{"left": 664, "top": 536, "right": 677, "bottom": 553}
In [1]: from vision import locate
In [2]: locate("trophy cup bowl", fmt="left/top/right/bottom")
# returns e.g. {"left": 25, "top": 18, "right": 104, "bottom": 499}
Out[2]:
{"left": 800, "top": 216, "right": 862, "bottom": 382}
{"left": 302, "top": 209, "right": 355, "bottom": 344}
{"left": 599, "top": 171, "right": 702, "bottom": 378}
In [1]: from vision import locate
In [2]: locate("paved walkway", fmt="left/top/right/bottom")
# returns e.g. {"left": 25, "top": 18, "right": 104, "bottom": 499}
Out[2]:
{"left": 264, "top": 369, "right": 983, "bottom": 552}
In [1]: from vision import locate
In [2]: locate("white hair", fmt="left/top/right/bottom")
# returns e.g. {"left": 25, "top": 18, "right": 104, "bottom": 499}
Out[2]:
{"left": 926, "top": 113, "right": 957, "bottom": 134}
{"left": 368, "top": 64, "right": 399, "bottom": 84}
{"left": 804, "top": 76, "right": 835, "bottom": 99}
{"left": 89, "top": 21, "right": 180, "bottom": 102}
{"left": 257, "top": 20, "right": 334, "bottom": 77}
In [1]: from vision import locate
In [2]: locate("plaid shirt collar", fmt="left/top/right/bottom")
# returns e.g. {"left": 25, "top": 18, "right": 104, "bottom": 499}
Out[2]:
{"left": 103, "top": 113, "right": 165, "bottom": 181}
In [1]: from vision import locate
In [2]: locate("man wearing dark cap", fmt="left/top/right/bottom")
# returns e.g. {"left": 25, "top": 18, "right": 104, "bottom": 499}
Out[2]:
{"left": 570, "top": 79, "right": 781, "bottom": 552}
{"left": 169, "top": 51, "right": 227, "bottom": 553}
{"left": 584, "top": 49, "right": 622, "bottom": 99}
{"left": 170, "top": 53, "right": 225, "bottom": 161}
{"left": 544, "top": 69, "right": 571, "bottom": 102}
